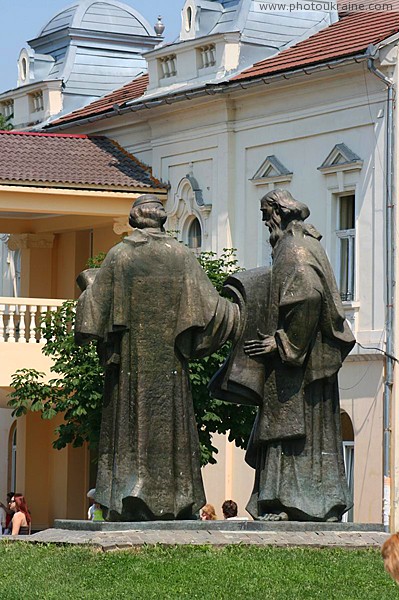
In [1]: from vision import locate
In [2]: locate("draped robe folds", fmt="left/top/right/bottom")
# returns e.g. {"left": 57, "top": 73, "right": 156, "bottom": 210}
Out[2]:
{"left": 211, "top": 221, "right": 355, "bottom": 521}
{"left": 75, "top": 229, "right": 238, "bottom": 521}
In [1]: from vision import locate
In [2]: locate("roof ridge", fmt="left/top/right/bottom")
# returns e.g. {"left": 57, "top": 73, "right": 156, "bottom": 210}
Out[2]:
{"left": 48, "top": 72, "right": 149, "bottom": 127}
{"left": 0, "top": 130, "right": 168, "bottom": 190}
{"left": 105, "top": 138, "right": 165, "bottom": 189}
{"left": 232, "top": 10, "right": 399, "bottom": 82}
{"left": 0, "top": 130, "right": 89, "bottom": 139}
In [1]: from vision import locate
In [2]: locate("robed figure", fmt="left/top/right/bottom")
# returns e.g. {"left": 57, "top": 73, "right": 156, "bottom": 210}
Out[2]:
{"left": 75, "top": 195, "right": 238, "bottom": 521}
{"left": 211, "top": 189, "right": 355, "bottom": 522}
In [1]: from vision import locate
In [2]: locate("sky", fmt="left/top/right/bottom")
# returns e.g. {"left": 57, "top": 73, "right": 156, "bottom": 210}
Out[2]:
{"left": 0, "top": 0, "right": 184, "bottom": 92}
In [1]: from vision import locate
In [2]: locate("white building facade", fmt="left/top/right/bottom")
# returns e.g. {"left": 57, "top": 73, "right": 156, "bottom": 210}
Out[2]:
{"left": 47, "top": 8, "right": 399, "bottom": 524}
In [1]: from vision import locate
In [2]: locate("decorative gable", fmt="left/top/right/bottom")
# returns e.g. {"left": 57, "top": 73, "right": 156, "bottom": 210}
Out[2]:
{"left": 318, "top": 143, "right": 363, "bottom": 174}
{"left": 251, "top": 155, "right": 293, "bottom": 186}
{"left": 170, "top": 172, "right": 212, "bottom": 217}
{"left": 167, "top": 165, "right": 212, "bottom": 251}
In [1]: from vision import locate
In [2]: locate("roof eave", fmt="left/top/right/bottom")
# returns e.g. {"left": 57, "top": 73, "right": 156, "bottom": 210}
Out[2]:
{"left": 45, "top": 51, "right": 371, "bottom": 132}
{"left": 0, "top": 180, "right": 168, "bottom": 195}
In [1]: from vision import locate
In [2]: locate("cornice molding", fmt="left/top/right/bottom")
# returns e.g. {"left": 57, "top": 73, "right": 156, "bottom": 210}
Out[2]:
{"left": 8, "top": 233, "right": 55, "bottom": 250}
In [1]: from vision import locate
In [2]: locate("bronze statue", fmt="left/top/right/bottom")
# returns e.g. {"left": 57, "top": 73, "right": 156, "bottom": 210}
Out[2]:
{"left": 75, "top": 194, "right": 238, "bottom": 521}
{"left": 211, "top": 189, "right": 355, "bottom": 522}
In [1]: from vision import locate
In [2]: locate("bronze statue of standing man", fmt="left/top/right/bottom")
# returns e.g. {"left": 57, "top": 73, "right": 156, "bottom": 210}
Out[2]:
{"left": 210, "top": 188, "right": 355, "bottom": 522}
{"left": 243, "top": 189, "right": 355, "bottom": 521}
{"left": 75, "top": 194, "right": 238, "bottom": 521}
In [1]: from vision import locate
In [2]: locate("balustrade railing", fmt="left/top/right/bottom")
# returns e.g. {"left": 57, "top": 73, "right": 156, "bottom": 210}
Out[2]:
{"left": 0, "top": 297, "right": 66, "bottom": 343}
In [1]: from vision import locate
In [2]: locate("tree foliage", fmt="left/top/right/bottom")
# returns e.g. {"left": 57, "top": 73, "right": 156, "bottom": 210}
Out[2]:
{"left": 9, "top": 301, "right": 103, "bottom": 450}
{"left": 0, "top": 114, "right": 13, "bottom": 131}
{"left": 9, "top": 249, "right": 256, "bottom": 465}
{"left": 190, "top": 250, "right": 256, "bottom": 464}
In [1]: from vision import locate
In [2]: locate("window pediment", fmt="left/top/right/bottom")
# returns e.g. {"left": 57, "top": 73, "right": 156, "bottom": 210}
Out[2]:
{"left": 170, "top": 173, "right": 211, "bottom": 216}
{"left": 251, "top": 155, "right": 293, "bottom": 186}
{"left": 318, "top": 143, "right": 363, "bottom": 174}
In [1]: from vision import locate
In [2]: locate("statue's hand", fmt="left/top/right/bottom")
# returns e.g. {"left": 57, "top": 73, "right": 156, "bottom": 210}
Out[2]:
{"left": 244, "top": 330, "right": 277, "bottom": 357}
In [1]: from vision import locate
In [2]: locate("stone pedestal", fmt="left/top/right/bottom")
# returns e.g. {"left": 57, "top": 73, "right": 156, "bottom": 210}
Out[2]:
{"left": 54, "top": 519, "right": 384, "bottom": 533}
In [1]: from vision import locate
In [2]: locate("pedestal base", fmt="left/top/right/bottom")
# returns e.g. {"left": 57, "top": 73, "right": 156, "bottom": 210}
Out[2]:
{"left": 54, "top": 519, "right": 384, "bottom": 533}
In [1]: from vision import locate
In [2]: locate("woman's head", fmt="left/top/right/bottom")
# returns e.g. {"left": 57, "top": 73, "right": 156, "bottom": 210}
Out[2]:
{"left": 11, "top": 494, "right": 31, "bottom": 524}
{"left": 200, "top": 504, "right": 217, "bottom": 521}
{"left": 382, "top": 532, "right": 399, "bottom": 583}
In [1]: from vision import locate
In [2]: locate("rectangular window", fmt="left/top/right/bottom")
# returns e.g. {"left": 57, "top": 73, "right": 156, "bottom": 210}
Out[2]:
{"left": 336, "top": 194, "right": 355, "bottom": 302}
{"left": 197, "top": 44, "right": 216, "bottom": 69}
{"left": 30, "top": 91, "right": 44, "bottom": 112}
{"left": 158, "top": 55, "right": 177, "bottom": 79}
{"left": 1, "top": 100, "right": 14, "bottom": 119}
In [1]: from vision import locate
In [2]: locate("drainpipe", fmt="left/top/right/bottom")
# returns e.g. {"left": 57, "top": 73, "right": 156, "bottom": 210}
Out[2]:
{"left": 368, "top": 51, "right": 395, "bottom": 531}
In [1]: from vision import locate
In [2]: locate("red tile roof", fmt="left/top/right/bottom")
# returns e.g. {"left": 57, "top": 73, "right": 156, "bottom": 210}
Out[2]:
{"left": 0, "top": 130, "right": 167, "bottom": 191}
{"left": 233, "top": 11, "right": 399, "bottom": 81}
{"left": 45, "top": 12, "right": 399, "bottom": 128}
{"left": 50, "top": 73, "right": 149, "bottom": 127}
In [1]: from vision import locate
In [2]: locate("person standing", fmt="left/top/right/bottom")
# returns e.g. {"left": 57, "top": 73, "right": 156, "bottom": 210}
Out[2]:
{"left": 10, "top": 494, "right": 31, "bottom": 535}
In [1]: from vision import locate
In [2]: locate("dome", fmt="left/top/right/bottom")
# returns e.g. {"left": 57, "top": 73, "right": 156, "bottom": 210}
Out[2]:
{"left": 38, "top": 0, "right": 152, "bottom": 38}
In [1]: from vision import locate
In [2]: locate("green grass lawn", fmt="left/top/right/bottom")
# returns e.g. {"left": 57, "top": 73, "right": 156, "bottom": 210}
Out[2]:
{"left": 0, "top": 543, "right": 396, "bottom": 599}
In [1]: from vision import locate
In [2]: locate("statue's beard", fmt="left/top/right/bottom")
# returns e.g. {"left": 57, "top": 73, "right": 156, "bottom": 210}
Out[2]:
{"left": 267, "top": 214, "right": 284, "bottom": 248}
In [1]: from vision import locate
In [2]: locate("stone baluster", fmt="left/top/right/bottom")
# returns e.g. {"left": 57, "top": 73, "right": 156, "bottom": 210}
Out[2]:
{"left": 50, "top": 306, "right": 58, "bottom": 341}
{"left": 39, "top": 306, "right": 48, "bottom": 343}
{"left": 8, "top": 305, "right": 16, "bottom": 343}
{"left": 0, "top": 304, "right": 5, "bottom": 342}
{"left": 28, "top": 306, "right": 37, "bottom": 343}
{"left": 18, "top": 305, "right": 27, "bottom": 343}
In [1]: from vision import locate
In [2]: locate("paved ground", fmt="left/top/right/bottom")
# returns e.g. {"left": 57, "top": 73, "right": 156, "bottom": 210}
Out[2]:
{"left": 2, "top": 527, "right": 389, "bottom": 552}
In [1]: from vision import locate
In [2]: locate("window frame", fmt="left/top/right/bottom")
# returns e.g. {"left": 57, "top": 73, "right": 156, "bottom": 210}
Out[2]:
{"left": 335, "top": 192, "right": 356, "bottom": 303}
{"left": 1, "top": 99, "right": 14, "bottom": 119}
{"left": 186, "top": 216, "right": 203, "bottom": 254}
{"left": 342, "top": 441, "right": 354, "bottom": 522}
{"left": 29, "top": 90, "right": 44, "bottom": 113}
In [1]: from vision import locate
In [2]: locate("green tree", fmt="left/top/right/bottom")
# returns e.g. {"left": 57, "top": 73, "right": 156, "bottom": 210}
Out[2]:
{"left": 0, "top": 114, "right": 13, "bottom": 131}
{"left": 190, "top": 249, "right": 256, "bottom": 464}
{"left": 9, "top": 249, "right": 256, "bottom": 465}
{"left": 9, "top": 301, "right": 103, "bottom": 450}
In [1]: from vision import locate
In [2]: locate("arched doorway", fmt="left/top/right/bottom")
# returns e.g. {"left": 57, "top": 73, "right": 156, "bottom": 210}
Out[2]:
{"left": 8, "top": 421, "right": 17, "bottom": 493}
{"left": 341, "top": 411, "right": 354, "bottom": 522}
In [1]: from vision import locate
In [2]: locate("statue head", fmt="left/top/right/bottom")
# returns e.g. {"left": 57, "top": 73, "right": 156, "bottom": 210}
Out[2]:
{"left": 260, "top": 189, "right": 310, "bottom": 247}
{"left": 129, "top": 194, "right": 167, "bottom": 231}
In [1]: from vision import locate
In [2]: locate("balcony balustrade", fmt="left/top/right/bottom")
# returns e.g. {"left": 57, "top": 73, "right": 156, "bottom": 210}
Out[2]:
{"left": 0, "top": 297, "right": 66, "bottom": 344}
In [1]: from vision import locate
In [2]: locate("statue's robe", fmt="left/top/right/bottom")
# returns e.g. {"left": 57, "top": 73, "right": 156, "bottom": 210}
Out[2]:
{"left": 211, "top": 221, "right": 355, "bottom": 521}
{"left": 75, "top": 229, "right": 238, "bottom": 521}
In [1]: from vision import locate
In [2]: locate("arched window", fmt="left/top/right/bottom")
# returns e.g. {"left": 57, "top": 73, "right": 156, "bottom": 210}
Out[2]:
{"left": 186, "top": 6, "right": 192, "bottom": 31}
{"left": 341, "top": 411, "right": 354, "bottom": 522}
{"left": 187, "top": 218, "right": 202, "bottom": 250}
{"left": 21, "top": 57, "right": 27, "bottom": 82}
{"left": 8, "top": 421, "right": 17, "bottom": 493}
